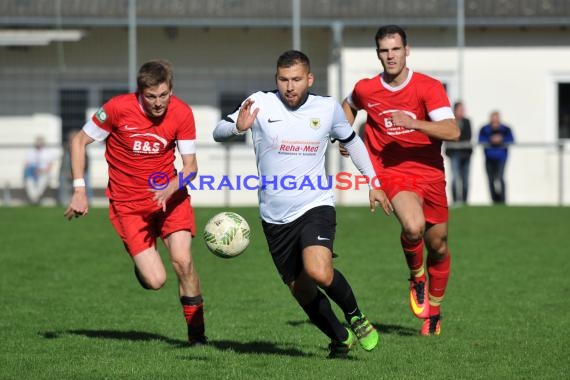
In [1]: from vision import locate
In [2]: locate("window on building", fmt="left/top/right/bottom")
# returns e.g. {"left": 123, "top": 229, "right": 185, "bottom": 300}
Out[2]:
{"left": 558, "top": 83, "right": 570, "bottom": 139}
{"left": 101, "top": 88, "right": 128, "bottom": 104}
{"left": 220, "top": 93, "right": 248, "bottom": 143}
{"left": 59, "top": 89, "right": 88, "bottom": 143}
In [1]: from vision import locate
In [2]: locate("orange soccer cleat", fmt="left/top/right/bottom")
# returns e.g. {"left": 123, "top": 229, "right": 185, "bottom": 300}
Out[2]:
{"left": 421, "top": 315, "right": 441, "bottom": 336}
{"left": 409, "top": 278, "right": 430, "bottom": 319}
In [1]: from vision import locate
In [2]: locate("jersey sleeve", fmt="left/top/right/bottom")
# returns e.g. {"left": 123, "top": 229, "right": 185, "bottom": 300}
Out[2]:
{"left": 423, "top": 80, "right": 454, "bottom": 121}
{"left": 176, "top": 105, "right": 197, "bottom": 141}
{"left": 176, "top": 104, "right": 197, "bottom": 155}
{"left": 330, "top": 101, "right": 355, "bottom": 141}
{"left": 85, "top": 99, "right": 118, "bottom": 141}
{"left": 346, "top": 80, "right": 365, "bottom": 110}
{"left": 91, "top": 99, "right": 118, "bottom": 133}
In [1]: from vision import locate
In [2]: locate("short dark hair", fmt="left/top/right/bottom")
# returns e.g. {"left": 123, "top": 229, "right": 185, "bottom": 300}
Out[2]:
{"left": 375, "top": 25, "right": 407, "bottom": 50}
{"left": 137, "top": 59, "right": 173, "bottom": 92}
{"left": 453, "top": 101, "right": 463, "bottom": 111}
{"left": 276, "top": 50, "right": 311, "bottom": 72}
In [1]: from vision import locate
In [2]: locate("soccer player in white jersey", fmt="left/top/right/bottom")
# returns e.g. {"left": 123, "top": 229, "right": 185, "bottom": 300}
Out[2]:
{"left": 214, "top": 50, "right": 391, "bottom": 358}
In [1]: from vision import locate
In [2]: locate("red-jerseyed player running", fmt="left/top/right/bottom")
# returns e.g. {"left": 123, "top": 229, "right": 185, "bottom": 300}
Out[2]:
{"left": 342, "top": 25, "right": 460, "bottom": 336}
{"left": 64, "top": 60, "right": 207, "bottom": 345}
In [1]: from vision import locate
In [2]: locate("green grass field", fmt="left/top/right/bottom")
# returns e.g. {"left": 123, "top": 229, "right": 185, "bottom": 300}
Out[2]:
{"left": 1, "top": 206, "right": 569, "bottom": 379}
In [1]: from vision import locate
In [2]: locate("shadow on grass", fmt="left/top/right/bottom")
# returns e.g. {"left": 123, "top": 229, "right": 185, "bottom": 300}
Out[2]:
{"left": 286, "top": 319, "right": 417, "bottom": 337}
{"left": 41, "top": 330, "right": 314, "bottom": 357}
{"left": 374, "top": 323, "right": 417, "bottom": 337}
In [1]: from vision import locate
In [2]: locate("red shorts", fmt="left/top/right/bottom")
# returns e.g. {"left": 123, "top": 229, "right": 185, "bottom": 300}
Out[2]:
{"left": 380, "top": 176, "right": 448, "bottom": 224}
{"left": 109, "top": 190, "right": 196, "bottom": 256}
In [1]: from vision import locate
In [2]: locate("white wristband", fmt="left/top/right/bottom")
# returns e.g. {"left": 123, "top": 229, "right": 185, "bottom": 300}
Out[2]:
{"left": 73, "top": 178, "right": 86, "bottom": 188}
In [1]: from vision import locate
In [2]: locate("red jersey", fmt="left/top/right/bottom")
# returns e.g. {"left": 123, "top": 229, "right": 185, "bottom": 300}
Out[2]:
{"left": 90, "top": 93, "right": 196, "bottom": 201}
{"left": 349, "top": 70, "right": 453, "bottom": 183}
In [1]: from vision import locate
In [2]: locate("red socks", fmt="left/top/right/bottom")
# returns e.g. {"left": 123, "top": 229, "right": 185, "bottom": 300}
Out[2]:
{"left": 427, "top": 253, "right": 451, "bottom": 316}
{"left": 181, "top": 295, "right": 205, "bottom": 339}
{"left": 401, "top": 234, "right": 425, "bottom": 279}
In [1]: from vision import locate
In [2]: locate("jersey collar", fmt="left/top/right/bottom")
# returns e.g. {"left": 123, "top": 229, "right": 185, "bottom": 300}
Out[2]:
{"left": 380, "top": 69, "right": 414, "bottom": 92}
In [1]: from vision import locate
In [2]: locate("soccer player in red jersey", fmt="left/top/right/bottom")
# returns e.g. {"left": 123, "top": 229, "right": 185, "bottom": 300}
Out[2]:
{"left": 64, "top": 60, "right": 207, "bottom": 345}
{"left": 342, "top": 25, "right": 460, "bottom": 335}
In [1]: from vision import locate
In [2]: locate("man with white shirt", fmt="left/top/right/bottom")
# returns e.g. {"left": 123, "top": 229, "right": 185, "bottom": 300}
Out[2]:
{"left": 214, "top": 50, "right": 390, "bottom": 358}
{"left": 24, "top": 135, "right": 55, "bottom": 205}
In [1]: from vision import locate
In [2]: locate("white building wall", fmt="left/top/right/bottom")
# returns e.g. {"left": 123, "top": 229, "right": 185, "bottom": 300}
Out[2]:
{"left": 1, "top": 27, "right": 569, "bottom": 206}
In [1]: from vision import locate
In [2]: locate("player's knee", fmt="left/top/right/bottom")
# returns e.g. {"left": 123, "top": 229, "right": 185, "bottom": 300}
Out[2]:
{"left": 402, "top": 226, "right": 424, "bottom": 243}
{"left": 305, "top": 267, "right": 333, "bottom": 287}
{"left": 427, "top": 238, "right": 448, "bottom": 260}
{"left": 143, "top": 275, "right": 166, "bottom": 290}
{"left": 136, "top": 268, "right": 166, "bottom": 290}
{"left": 170, "top": 256, "right": 193, "bottom": 276}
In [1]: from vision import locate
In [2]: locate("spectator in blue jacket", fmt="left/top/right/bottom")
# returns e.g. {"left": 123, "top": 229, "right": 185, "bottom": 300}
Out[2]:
{"left": 478, "top": 111, "right": 514, "bottom": 204}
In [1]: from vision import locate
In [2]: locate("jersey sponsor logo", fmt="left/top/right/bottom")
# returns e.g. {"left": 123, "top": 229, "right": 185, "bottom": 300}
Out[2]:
{"left": 267, "top": 118, "right": 282, "bottom": 123}
{"left": 130, "top": 133, "right": 168, "bottom": 154}
{"left": 367, "top": 102, "right": 382, "bottom": 108}
{"left": 95, "top": 108, "right": 107, "bottom": 123}
{"left": 378, "top": 109, "right": 417, "bottom": 136}
{"left": 277, "top": 139, "right": 320, "bottom": 156}
{"left": 122, "top": 125, "right": 138, "bottom": 131}
{"left": 310, "top": 118, "right": 321, "bottom": 130}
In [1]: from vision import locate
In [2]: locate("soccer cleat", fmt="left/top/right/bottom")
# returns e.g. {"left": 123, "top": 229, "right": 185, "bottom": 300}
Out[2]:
{"left": 421, "top": 315, "right": 441, "bottom": 336}
{"left": 409, "top": 278, "right": 429, "bottom": 319}
{"left": 327, "top": 328, "right": 356, "bottom": 359}
{"left": 349, "top": 314, "right": 379, "bottom": 351}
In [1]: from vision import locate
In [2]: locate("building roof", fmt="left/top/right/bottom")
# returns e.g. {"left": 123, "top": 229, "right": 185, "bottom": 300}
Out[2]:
{"left": 1, "top": 0, "right": 569, "bottom": 28}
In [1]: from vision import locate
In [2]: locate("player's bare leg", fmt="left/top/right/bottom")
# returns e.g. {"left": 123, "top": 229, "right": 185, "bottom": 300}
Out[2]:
{"left": 165, "top": 230, "right": 206, "bottom": 345}
{"left": 165, "top": 230, "right": 201, "bottom": 296}
{"left": 422, "top": 222, "right": 451, "bottom": 336}
{"left": 392, "top": 191, "right": 430, "bottom": 319}
{"left": 132, "top": 247, "right": 167, "bottom": 290}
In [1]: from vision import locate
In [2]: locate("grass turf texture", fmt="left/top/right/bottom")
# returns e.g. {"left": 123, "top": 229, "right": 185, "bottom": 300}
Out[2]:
{"left": 1, "top": 206, "right": 568, "bottom": 379}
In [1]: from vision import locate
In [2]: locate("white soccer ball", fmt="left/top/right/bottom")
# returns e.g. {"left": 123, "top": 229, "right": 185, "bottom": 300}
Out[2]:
{"left": 203, "top": 212, "right": 251, "bottom": 258}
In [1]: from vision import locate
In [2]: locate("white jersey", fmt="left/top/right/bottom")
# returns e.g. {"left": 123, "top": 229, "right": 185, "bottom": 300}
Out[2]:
{"left": 226, "top": 91, "right": 354, "bottom": 224}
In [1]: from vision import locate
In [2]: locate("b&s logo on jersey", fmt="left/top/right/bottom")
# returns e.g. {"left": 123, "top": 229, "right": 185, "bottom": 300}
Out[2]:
{"left": 95, "top": 108, "right": 107, "bottom": 123}
{"left": 378, "top": 109, "right": 416, "bottom": 136}
{"left": 130, "top": 133, "right": 168, "bottom": 155}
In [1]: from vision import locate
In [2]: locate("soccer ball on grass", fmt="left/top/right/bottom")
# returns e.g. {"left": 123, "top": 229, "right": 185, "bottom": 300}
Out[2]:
{"left": 203, "top": 212, "right": 251, "bottom": 258}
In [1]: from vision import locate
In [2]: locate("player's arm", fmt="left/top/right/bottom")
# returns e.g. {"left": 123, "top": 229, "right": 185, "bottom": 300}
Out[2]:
{"left": 339, "top": 97, "right": 360, "bottom": 157}
{"left": 394, "top": 116, "right": 459, "bottom": 141}
{"left": 213, "top": 98, "right": 259, "bottom": 142}
{"left": 332, "top": 102, "right": 392, "bottom": 215}
{"left": 150, "top": 137, "right": 198, "bottom": 211}
{"left": 342, "top": 98, "right": 358, "bottom": 126}
{"left": 64, "top": 130, "right": 95, "bottom": 220}
{"left": 342, "top": 133, "right": 392, "bottom": 215}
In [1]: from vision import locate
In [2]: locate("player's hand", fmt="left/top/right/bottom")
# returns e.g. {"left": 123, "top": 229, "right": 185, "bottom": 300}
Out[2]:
{"left": 149, "top": 181, "right": 177, "bottom": 212}
{"left": 339, "top": 143, "right": 349, "bottom": 158}
{"left": 64, "top": 189, "right": 89, "bottom": 220}
{"left": 369, "top": 189, "right": 393, "bottom": 215}
{"left": 391, "top": 111, "right": 415, "bottom": 129}
{"left": 236, "top": 98, "right": 259, "bottom": 132}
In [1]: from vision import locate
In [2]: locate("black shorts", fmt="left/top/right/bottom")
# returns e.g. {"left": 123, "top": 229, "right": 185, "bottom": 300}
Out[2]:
{"left": 261, "top": 205, "right": 336, "bottom": 284}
